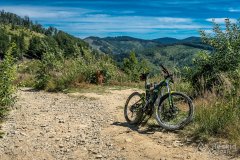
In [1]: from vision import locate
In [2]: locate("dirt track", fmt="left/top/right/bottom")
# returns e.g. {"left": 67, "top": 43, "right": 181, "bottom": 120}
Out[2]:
{"left": 0, "top": 88, "right": 234, "bottom": 160}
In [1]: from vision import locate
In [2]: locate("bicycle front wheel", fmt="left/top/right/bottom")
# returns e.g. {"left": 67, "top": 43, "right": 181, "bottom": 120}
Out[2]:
{"left": 124, "top": 92, "right": 144, "bottom": 125}
{"left": 155, "top": 92, "right": 194, "bottom": 130}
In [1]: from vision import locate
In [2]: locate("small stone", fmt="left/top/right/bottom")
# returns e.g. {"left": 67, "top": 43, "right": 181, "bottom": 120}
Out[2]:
{"left": 20, "top": 132, "right": 27, "bottom": 136}
{"left": 172, "top": 141, "right": 182, "bottom": 147}
{"left": 106, "top": 143, "right": 113, "bottom": 147}
{"left": 92, "top": 150, "right": 98, "bottom": 154}
{"left": 59, "top": 120, "right": 65, "bottom": 123}
{"left": 59, "top": 145, "right": 64, "bottom": 148}
{"left": 125, "top": 138, "right": 132, "bottom": 143}
{"left": 96, "top": 154, "right": 103, "bottom": 159}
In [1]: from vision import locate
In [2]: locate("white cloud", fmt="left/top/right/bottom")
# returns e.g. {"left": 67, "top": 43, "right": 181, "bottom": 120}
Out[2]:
{"left": 57, "top": 15, "right": 203, "bottom": 29}
{"left": 157, "top": 17, "right": 192, "bottom": 23}
{"left": 0, "top": 6, "right": 91, "bottom": 19}
{"left": 206, "top": 18, "right": 237, "bottom": 24}
{"left": 229, "top": 8, "right": 240, "bottom": 12}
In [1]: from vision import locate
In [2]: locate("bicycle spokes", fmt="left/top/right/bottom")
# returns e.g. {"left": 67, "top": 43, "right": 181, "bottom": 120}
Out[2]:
{"left": 159, "top": 94, "right": 190, "bottom": 126}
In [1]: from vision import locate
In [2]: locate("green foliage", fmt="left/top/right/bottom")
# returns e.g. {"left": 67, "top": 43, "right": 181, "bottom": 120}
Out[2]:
{"left": 31, "top": 48, "right": 124, "bottom": 91}
{"left": 0, "top": 43, "right": 17, "bottom": 117}
{"left": 56, "top": 54, "right": 121, "bottom": 88}
{"left": 0, "top": 11, "right": 90, "bottom": 61}
{"left": 34, "top": 51, "right": 63, "bottom": 90}
{"left": 201, "top": 19, "right": 240, "bottom": 71}
{"left": 180, "top": 19, "right": 240, "bottom": 148}
{"left": 123, "top": 51, "right": 149, "bottom": 82}
{"left": 53, "top": 31, "right": 87, "bottom": 57}
{"left": 27, "top": 37, "right": 49, "bottom": 59}
{"left": 185, "top": 19, "right": 240, "bottom": 95}
{"left": 0, "top": 28, "right": 10, "bottom": 57}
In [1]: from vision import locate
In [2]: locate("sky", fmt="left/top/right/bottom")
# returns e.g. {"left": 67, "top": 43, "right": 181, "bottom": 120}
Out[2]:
{"left": 0, "top": 0, "right": 239, "bottom": 39}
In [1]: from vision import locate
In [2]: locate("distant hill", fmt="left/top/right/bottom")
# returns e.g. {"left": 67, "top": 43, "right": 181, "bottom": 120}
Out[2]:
{"left": 153, "top": 37, "right": 180, "bottom": 44}
{"left": 84, "top": 36, "right": 209, "bottom": 69}
{"left": 181, "top": 36, "right": 201, "bottom": 43}
{"left": 84, "top": 36, "right": 161, "bottom": 55}
{"left": 153, "top": 36, "right": 202, "bottom": 44}
{"left": 0, "top": 10, "right": 95, "bottom": 60}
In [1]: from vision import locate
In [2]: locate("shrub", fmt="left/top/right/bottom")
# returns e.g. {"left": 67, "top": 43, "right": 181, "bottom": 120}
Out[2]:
{"left": 0, "top": 43, "right": 17, "bottom": 118}
{"left": 185, "top": 19, "right": 240, "bottom": 96}
{"left": 34, "top": 51, "right": 62, "bottom": 90}
{"left": 123, "top": 51, "right": 149, "bottom": 82}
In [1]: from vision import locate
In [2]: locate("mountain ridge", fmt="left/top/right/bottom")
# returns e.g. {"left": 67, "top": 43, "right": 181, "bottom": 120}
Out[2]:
{"left": 84, "top": 36, "right": 201, "bottom": 44}
{"left": 84, "top": 35, "right": 208, "bottom": 69}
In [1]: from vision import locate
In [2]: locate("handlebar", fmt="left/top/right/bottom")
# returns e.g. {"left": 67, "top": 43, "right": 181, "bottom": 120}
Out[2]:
{"left": 160, "top": 64, "right": 169, "bottom": 75}
{"left": 160, "top": 64, "right": 174, "bottom": 82}
{"left": 140, "top": 64, "right": 173, "bottom": 83}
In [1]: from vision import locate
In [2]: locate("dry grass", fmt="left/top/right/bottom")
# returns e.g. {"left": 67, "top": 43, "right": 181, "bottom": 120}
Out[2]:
{"left": 182, "top": 92, "right": 240, "bottom": 148}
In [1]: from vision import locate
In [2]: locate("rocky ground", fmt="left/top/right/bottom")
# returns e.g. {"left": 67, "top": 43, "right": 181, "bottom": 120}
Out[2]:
{"left": 0, "top": 87, "right": 238, "bottom": 160}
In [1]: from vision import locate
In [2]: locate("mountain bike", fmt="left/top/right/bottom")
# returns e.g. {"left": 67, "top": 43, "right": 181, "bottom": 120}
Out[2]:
{"left": 124, "top": 65, "right": 194, "bottom": 130}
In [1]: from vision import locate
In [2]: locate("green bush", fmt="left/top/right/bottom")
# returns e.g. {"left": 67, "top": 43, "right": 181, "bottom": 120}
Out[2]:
{"left": 0, "top": 43, "right": 17, "bottom": 118}
{"left": 123, "top": 51, "right": 149, "bottom": 82}
{"left": 32, "top": 51, "right": 125, "bottom": 91}
{"left": 185, "top": 19, "right": 240, "bottom": 96}
{"left": 34, "top": 51, "right": 62, "bottom": 90}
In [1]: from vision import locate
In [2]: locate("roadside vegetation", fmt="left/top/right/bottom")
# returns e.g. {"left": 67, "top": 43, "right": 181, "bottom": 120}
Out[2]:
{"left": 183, "top": 19, "right": 240, "bottom": 148}
{"left": 0, "top": 43, "right": 17, "bottom": 119}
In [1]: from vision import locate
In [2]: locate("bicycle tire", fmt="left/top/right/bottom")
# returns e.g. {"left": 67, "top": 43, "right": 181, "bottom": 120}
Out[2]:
{"left": 124, "top": 92, "right": 144, "bottom": 125}
{"left": 155, "top": 92, "right": 194, "bottom": 130}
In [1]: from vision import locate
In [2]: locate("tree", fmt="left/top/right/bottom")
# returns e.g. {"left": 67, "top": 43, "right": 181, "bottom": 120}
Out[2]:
{"left": 185, "top": 19, "right": 240, "bottom": 95}
{"left": 0, "top": 43, "right": 17, "bottom": 110}
{"left": 27, "top": 37, "right": 49, "bottom": 59}
{"left": 0, "top": 28, "right": 10, "bottom": 59}
{"left": 123, "top": 51, "right": 149, "bottom": 82}
{"left": 34, "top": 51, "right": 59, "bottom": 90}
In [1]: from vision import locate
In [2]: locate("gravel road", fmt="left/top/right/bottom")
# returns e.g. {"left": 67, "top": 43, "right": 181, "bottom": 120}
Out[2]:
{"left": 0, "top": 88, "right": 235, "bottom": 160}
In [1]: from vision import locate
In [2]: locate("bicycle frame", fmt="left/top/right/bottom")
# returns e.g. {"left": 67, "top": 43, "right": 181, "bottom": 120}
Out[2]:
{"left": 143, "top": 75, "right": 174, "bottom": 112}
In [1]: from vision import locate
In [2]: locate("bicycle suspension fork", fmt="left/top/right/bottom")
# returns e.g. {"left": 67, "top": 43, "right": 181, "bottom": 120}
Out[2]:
{"left": 166, "top": 80, "right": 174, "bottom": 108}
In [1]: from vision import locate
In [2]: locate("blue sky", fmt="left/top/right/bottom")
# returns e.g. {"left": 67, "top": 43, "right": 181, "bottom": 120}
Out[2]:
{"left": 0, "top": 0, "right": 239, "bottom": 39}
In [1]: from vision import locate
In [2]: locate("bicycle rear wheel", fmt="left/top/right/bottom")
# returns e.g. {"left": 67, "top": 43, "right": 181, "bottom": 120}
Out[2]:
{"left": 155, "top": 92, "right": 194, "bottom": 130}
{"left": 124, "top": 92, "right": 144, "bottom": 125}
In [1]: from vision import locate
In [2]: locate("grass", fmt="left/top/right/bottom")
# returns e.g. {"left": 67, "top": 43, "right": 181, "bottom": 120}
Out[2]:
{"left": 180, "top": 94, "right": 240, "bottom": 151}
